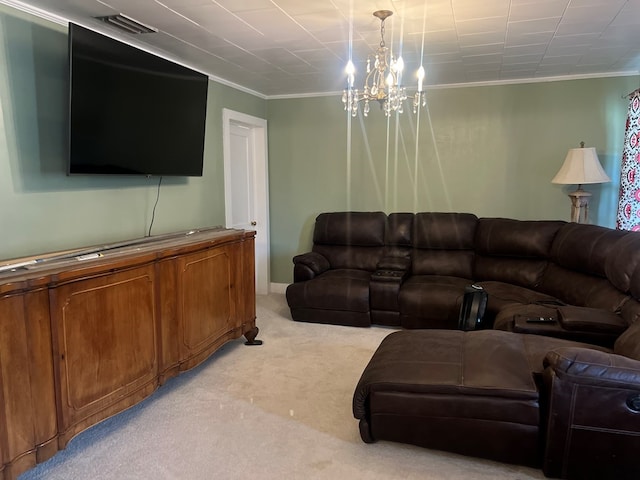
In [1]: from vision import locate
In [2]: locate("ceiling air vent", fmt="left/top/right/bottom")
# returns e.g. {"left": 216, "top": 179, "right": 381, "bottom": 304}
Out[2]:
{"left": 94, "top": 14, "right": 157, "bottom": 34}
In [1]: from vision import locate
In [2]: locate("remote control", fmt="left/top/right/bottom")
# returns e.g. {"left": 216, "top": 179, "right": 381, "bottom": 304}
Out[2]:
{"left": 525, "top": 317, "right": 556, "bottom": 323}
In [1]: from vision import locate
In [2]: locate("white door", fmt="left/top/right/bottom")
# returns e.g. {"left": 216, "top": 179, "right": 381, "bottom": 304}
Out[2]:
{"left": 228, "top": 124, "right": 255, "bottom": 228}
{"left": 222, "top": 109, "right": 270, "bottom": 295}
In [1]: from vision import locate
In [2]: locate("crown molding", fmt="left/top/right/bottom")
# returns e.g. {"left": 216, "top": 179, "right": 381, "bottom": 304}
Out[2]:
{"left": 266, "top": 70, "right": 640, "bottom": 100}
{"left": 0, "top": 0, "right": 66, "bottom": 24}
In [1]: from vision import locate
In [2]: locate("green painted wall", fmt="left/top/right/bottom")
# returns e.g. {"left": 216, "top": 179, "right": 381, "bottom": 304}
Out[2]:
{"left": 267, "top": 76, "right": 640, "bottom": 283}
{"left": 0, "top": 6, "right": 265, "bottom": 260}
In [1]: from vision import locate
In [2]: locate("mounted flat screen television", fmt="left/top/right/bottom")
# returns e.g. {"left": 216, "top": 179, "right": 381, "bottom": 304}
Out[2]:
{"left": 68, "top": 23, "right": 208, "bottom": 176}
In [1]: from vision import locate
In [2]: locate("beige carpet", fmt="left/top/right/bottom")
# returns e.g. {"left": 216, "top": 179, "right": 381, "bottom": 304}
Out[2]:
{"left": 19, "top": 294, "right": 545, "bottom": 480}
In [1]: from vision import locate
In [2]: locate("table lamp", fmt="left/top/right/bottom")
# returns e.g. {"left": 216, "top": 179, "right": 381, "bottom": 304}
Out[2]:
{"left": 551, "top": 142, "right": 610, "bottom": 223}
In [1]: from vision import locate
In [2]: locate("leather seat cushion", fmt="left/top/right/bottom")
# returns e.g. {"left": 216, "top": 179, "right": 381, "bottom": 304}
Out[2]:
{"left": 285, "top": 269, "right": 371, "bottom": 312}
{"left": 476, "top": 280, "right": 560, "bottom": 317}
{"left": 399, "top": 275, "right": 470, "bottom": 316}
{"left": 355, "top": 330, "right": 539, "bottom": 411}
{"left": 353, "top": 329, "right": 542, "bottom": 465}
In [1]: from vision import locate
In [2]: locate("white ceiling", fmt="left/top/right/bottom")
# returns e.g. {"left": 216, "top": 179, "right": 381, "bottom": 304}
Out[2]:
{"left": 4, "top": 0, "right": 640, "bottom": 97}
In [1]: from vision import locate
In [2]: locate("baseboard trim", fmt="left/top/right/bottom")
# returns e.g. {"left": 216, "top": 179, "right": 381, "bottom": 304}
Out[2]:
{"left": 269, "top": 283, "right": 288, "bottom": 294}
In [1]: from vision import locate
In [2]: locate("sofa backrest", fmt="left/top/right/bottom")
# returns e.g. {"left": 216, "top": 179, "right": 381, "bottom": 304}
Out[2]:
{"left": 606, "top": 232, "right": 640, "bottom": 300}
{"left": 538, "top": 224, "right": 630, "bottom": 311}
{"left": 614, "top": 234, "right": 640, "bottom": 352}
{"left": 473, "top": 218, "right": 564, "bottom": 288}
{"left": 411, "top": 212, "right": 477, "bottom": 278}
{"left": 312, "top": 211, "right": 386, "bottom": 271}
{"left": 551, "top": 223, "right": 628, "bottom": 276}
{"left": 607, "top": 232, "right": 640, "bottom": 327}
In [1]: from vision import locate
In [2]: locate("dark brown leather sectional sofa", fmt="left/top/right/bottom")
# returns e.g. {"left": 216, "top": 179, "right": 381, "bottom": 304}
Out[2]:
{"left": 287, "top": 211, "right": 640, "bottom": 337}
{"left": 286, "top": 211, "right": 640, "bottom": 479}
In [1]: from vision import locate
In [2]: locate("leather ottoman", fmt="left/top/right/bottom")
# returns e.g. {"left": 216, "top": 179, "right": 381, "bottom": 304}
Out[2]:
{"left": 353, "top": 329, "right": 542, "bottom": 466}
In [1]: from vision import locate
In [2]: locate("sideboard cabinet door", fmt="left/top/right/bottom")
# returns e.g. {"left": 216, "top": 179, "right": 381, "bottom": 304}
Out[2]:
{"left": 174, "top": 242, "right": 245, "bottom": 371}
{"left": 0, "top": 289, "right": 57, "bottom": 479}
{"left": 49, "top": 264, "right": 158, "bottom": 447}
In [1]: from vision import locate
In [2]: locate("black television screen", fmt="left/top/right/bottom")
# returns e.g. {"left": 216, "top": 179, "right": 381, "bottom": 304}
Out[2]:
{"left": 68, "top": 23, "right": 208, "bottom": 176}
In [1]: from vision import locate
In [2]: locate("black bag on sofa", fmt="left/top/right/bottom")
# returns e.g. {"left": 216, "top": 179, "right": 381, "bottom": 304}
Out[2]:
{"left": 458, "top": 284, "right": 488, "bottom": 330}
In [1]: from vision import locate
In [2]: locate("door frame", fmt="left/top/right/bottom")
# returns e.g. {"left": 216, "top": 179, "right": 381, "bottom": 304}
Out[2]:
{"left": 222, "top": 108, "right": 270, "bottom": 295}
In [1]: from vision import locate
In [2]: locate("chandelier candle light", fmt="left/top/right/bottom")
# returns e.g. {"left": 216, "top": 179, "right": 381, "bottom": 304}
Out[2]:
{"left": 342, "top": 10, "right": 426, "bottom": 117}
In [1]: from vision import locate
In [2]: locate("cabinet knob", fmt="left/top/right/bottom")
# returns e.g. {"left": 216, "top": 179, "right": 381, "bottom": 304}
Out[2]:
{"left": 251, "top": 221, "right": 257, "bottom": 226}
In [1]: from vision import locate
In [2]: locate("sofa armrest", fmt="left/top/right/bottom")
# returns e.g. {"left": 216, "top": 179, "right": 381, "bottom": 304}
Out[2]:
{"left": 292, "top": 252, "right": 330, "bottom": 282}
{"left": 557, "top": 306, "right": 628, "bottom": 335}
{"left": 541, "top": 347, "right": 640, "bottom": 478}
{"left": 544, "top": 347, "right": 640, "bottom": 389}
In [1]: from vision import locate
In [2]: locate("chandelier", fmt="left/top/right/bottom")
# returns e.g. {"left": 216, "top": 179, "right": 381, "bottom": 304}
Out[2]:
{"left": 342, "top": 10, "right": 426, "bottom": 117}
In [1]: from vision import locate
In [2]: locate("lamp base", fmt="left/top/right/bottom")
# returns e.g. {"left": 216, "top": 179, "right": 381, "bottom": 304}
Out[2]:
{"left": 568, "top": 187, "right": 591, "bottom": 223}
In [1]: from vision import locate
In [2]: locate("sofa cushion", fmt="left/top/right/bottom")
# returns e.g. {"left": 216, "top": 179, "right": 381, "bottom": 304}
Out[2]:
{"left": 476, "top": 280, "right": 560, "bottom": 320}
{"left": 538, "top": 263, "right": 629, "bottom": 312}
{"left": 311, "top": 212, "right": 387, "bottom": 271}
{"left": 353, "top": 329, "right": 542, "bottom": 466}
{"left": 313, "top": 244, "right": 384, "bottom": 271}
{"left": 474, "top": 256, "right": 548, "bottom": 288}
{"left": 313, "top": 211, "right": 386, "bottom": 247}
{"left": 550, "top": 223, "right": 628, "bottom": 277}
{"left": 475, "top": 218, "right": 564, "bottom": 258}
{"left": 473, "top": 219, "right": 564, "bottom": 288}
{"left": 412, "top": 213, "right": 477, "bottom": 278}
{"left": 353, "top": 329, "right": 540, "bottom": 417}
{"left": 605, "top": 233, "right": 640, "bottom": 298}
{"left": 398, "top": 275, "right": 471, "bottom": 328}
{"left": 412, "top": 249, "right": 475, "bottom": 277}
{"left": 285, "top": 269, "right": 371, "bottom": 312}
{"left": 412, "top": 212, "right": 478, "bottom": 249}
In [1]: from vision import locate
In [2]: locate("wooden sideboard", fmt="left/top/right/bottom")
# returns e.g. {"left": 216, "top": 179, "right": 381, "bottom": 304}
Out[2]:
{"left": 0, "top": 228, "right": 258, "bottom": 480}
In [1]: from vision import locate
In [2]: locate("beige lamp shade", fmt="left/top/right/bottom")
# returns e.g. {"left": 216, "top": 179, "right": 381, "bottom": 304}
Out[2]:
{"left": 551, "top": 146, "right": 611, "bottom": 185}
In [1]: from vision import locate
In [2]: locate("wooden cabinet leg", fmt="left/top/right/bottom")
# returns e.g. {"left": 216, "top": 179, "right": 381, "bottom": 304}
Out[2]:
{"left": 244, "top": 326, "right": 263, "bottom": 345}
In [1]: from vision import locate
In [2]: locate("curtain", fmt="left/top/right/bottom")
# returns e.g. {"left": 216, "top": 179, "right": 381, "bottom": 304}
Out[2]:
{"left": 616, "top": 89, "right": 640, "bottom": 231}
